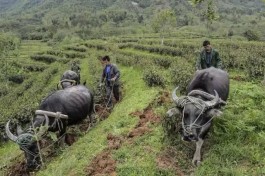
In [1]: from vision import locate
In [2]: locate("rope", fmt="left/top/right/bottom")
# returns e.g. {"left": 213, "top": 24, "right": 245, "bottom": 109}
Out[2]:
{"left": 59, "top": 79, "right": 77, "bottom": 85}
{"left": 94, "top": 73, "right": 116, "bottom": 121}
{"left": 57, "top": 79, "right": 77, "bottom": 89}
{"left": 1, "top": 111, "right": 90, "bottom": 171}
{"left": 51, "top": 117, "right": 64, "bottom": 133}
{"left": 179, "top": 96, "right": 216, "bottom": 135}
{"left": 95, "top": 83, "right": 115, "bottom": 121}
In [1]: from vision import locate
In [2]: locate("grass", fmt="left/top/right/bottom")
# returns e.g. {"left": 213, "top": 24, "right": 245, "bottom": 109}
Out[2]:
{"left": 0, "top": 142, "right": 22, "bottom": 175}
{"left": 37, "top": 66, "right": 159, "bottom": 175}
{"left": 114, "top": 124, "right": 169, "bottom": 175}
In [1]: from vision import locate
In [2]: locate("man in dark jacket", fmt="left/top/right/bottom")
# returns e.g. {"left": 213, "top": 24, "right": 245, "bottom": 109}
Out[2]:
{"left": 196, "top": 40, "right": 222, "bottom": 70}
{"left": 100, "top": 55, "right": 120, "bottom": 108}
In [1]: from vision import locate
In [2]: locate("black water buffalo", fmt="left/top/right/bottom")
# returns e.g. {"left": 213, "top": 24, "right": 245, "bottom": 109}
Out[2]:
{"left": 59, "top": 70, "right": 80, "bottom": 89}
{"left": 167, "top": 67, "right": 229, "bottom": 166}
{"left": 6, "top": 85, "right": 94, "bottom": 170}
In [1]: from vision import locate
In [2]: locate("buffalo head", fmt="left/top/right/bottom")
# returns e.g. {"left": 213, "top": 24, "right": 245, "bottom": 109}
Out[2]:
{"left": 58, "top": 70, "right": 79, "bottom": 89}
{"left": 5, "top": 115, "right": 49, "bottom": 171}
{"left": 169, "top": 87, "right": 223, "bottom": 141}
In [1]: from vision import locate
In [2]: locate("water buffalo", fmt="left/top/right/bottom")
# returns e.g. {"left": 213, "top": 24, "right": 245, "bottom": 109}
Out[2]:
{"left": 59, "top": 70, "right": 80, "bottom": 89}
{"left": 6, "top": 85, "right": 94, "bottom": 170}
{"left": 167, "top": 67, "right": 229, "bottom": 166}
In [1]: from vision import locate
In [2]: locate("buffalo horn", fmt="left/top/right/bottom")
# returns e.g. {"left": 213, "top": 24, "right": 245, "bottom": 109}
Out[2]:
{"left": 172, "top": 87, "right": 186, "bottom": 107}
{"left": 204, "top": 90, "right": 219, "bottom": 108}
{"left": 5, "top": 120, "right": 18, "bottom": 142}
{"left": 188, "top": 90, "right": 226, "bottom": 105}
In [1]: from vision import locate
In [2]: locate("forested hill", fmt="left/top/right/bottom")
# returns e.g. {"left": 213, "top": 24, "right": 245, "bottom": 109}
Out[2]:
{"left": 0, "top": 0, "right": 264, "bottom": 40}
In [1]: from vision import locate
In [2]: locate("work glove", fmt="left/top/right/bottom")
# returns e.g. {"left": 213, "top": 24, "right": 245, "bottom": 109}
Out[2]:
{"left": 99, "top": 83, "right": 104, "bottom": 87}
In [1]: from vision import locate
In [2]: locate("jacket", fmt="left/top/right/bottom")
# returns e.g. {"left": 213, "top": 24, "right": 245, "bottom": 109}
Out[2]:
{"left": 196, "top": 49, "right": 222, "bottom": 70}
{"left": 101, "top": 64, "right": 120, "bottom": 86}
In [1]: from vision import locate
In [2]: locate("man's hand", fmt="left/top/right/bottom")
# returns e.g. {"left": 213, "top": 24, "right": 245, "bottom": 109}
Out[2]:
{"left": 110, "top": 77, "right": 116, "bottom": 82}
{"left": 99, "top": 83, "right": 104, "bottom": 87}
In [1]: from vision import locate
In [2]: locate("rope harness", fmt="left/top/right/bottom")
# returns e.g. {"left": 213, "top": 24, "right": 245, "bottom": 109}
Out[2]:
{"left": 179, "top": 96, "right": 216, "bottom": 135}
{"left": 60, "top": 79, "right": 77, "bottom": 85}
{"left": 5, "top": 111, "right": 69, "bottom": 170}
{"left": 57, "top": 79, "right": 77, "bottom": 89}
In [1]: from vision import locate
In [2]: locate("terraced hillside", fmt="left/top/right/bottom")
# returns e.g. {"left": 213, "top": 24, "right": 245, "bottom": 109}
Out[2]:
{"left": 0, "top": 35, "right": 265, "bottom": 175}
{"left": 0, "top": 0, "right": 265, "bottom": 40}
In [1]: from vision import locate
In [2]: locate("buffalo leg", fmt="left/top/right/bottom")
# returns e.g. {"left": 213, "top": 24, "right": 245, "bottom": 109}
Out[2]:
{"left": 192, "top": 138, "right": 204, "bottom": 166}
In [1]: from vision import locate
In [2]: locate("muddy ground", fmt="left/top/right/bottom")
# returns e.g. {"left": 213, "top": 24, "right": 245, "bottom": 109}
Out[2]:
{"left": 84, "top": 92, "right": 170, "bottom": 176}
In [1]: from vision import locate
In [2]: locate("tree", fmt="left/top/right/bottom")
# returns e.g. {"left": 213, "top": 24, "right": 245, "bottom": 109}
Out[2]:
{"left": 189, "top": 0, "right": 218, "bottom": 35}
{"left": 203, "top": 0, "right": 218, "bottom": 31}
{"left": 151, "top": 9, "right": 176, "bottom": 45}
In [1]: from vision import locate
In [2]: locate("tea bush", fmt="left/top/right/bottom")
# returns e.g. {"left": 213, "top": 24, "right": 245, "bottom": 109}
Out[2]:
{"left": 116, "top": 50, "right": 153, "bottom": 67}
{"left": 245, "top": 56, "right": 265, "bottom": 78}
{"left": 143, "top": 66, "right": 165, "bottom": 87}
{"left": 65, "top": 52, "right": 86, "bottom": 59}
{"left": 243, "top": 30, "right": 260, "bottom": 41}
{"left": 118, "top": 43, "right": 183, "bottom": 56}
{"left": 31, "top": 54, "right": 59, "bottom": 63}
{"left": 8, "top": 74, "right": 25, "bottom": 84}
{"left": 47, "top": 50, "right": 64, "bottom": 57}
{"left": 170, "top": 61, "right": 194, "bottom": 93}
{"left": 154, "top": 57, "right": 172, "bottom": 68}
{"left": 65, "top": 46, "right": 87, "bottom": 52}
{"left": 84, "top": 42, "right": 111, "bottom": 51}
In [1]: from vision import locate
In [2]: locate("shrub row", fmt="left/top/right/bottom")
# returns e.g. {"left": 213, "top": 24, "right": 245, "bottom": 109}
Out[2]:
{"left": 31, "top": 54, "right": 70, "bottom": 64}
{"left": 8, "top": 74, "right": 25, "bottom": 84}
{"left": 115, "top": 49, "right": 172, "bottom": 68}
{"left": 46, "top": 50, "right": 64, "bottom": 57}
{"left": 65, "top": 46, "right": 87, "bottom": 52}
{"left": 84, "top": 42, "right": 111, "bottom": 51}
{"left": 118, "top": 43, "right": 183, "bottom": 57}
{"left": 31, "top": 54, "right": 60, "bottom": 63}
{"left": 115, "top": 38, "right": 139, "bottom": 43}
{"left": 11, "top": 61, "right": 48, "bottom": 72}
{"left": 65, "top": 52, "right": 86, "bottom": 59}
{"left": 136, "top": 39, "right": 265, "bottom": 79}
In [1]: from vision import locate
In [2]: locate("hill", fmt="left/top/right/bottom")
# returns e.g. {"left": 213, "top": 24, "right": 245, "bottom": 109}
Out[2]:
{"left": 0, "top": 0, "right": 264, "bottom": 40}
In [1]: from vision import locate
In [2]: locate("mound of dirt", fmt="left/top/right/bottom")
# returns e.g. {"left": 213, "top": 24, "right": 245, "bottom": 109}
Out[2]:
{"left": 5, "top": 160, "right": 29, "bottom": 176}
{"left": 85, "top": 104, "right": 162, "bottom": 175}
{"left": 107, "top": 133, "right": 124, "bottom": 150}
{"left": 85, "top": 133, "right": 123, "bottom": 176}
{"left": 130, "top": 106, "right": 160, "bottom": 127}
{"left": 156, "top": 147, "right": 182, "bottom": 173}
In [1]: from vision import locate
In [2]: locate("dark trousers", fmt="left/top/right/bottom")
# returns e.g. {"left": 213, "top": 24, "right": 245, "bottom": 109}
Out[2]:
{"left": 106, "top": 85, "right": 119, "bottom": 106}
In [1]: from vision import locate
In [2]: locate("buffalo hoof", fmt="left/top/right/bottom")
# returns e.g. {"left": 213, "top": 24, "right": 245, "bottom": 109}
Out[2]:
{"left": 192, "top": 159, "right": 201, "bottom": 166}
